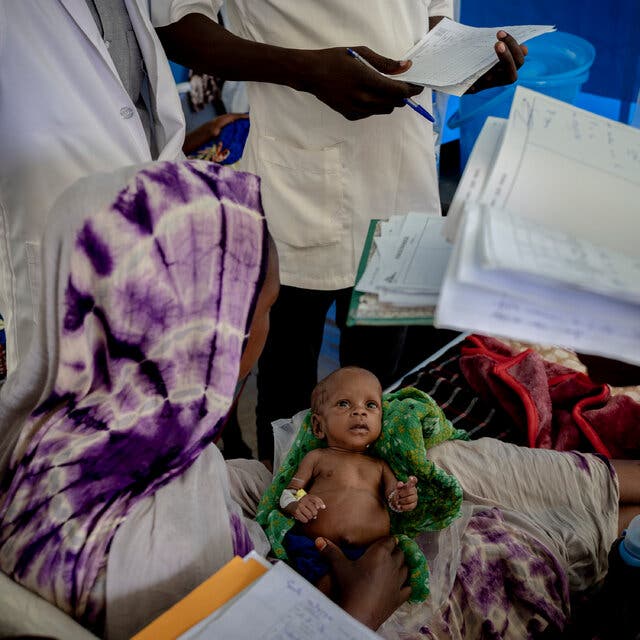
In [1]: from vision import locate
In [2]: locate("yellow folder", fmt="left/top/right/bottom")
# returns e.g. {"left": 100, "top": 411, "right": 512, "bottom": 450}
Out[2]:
{"left": 132, "top": 555, "right": 268, "bottom": 640}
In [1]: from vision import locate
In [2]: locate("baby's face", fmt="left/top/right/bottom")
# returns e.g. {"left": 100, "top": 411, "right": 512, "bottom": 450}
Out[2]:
{"left": 313, "top": 369, "right": 382, "bottom": 452}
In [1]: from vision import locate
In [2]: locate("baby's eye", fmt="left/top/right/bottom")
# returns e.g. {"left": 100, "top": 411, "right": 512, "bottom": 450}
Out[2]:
{"left": 337, "top": 399, "right": 350, "bottom": 408}
{"left": 366, "top": 401, "right": 379, "bottom": 410}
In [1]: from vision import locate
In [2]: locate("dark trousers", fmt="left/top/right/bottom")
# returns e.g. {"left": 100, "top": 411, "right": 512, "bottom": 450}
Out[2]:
{"left": 256, "top": 285, "right": 408, "bottom": 461}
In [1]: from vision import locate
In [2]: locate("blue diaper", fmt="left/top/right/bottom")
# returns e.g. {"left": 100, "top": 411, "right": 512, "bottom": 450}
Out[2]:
{"left": 284, "top": 531, "right": 367, "bottom": 585}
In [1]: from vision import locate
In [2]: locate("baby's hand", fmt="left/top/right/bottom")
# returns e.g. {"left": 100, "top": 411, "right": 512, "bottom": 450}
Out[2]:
{"left": 388, "top": 476, "right": 418, "bottom": 512}
{"left": 293, "top": 494, "right": 326, "bottom": 523}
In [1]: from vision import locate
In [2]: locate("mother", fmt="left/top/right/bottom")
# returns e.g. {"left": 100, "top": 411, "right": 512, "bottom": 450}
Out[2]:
{"left": 0, "top": 161, "right": 408, "bottom": 638}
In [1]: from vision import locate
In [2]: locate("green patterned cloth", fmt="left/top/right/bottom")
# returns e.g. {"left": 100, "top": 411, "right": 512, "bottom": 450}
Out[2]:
{"left": 256, "top": 386, "right": 469, "bottom": 602}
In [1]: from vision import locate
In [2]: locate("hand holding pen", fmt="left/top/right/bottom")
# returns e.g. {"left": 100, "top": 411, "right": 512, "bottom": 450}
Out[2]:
{"left": 298, "top": 45, "right": 425, "bottom": 121}
{"left": 346, "top": 48, "right": 435, "bottom": 123}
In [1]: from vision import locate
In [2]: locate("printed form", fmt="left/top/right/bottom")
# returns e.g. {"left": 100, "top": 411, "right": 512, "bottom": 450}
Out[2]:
{"left": 394, "top": 19, "right": 555, "bottom": 95}
{"left": 436, "top": 204, "right": 640, "bottom": 366}
{"left": 481, "top": 88, "right": 640, "bottom": 257}
{"left": 435, "top": 87, "right": 640, "bottom": 366}
{"left": 481, "top": 210, "right": 640, "bottom": 305}
{"left": 357, "top": 213, "right": 451, "bottom": 307}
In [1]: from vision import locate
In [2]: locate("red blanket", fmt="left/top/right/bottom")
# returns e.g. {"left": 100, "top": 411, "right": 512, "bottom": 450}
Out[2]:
{"left": 459, "top": 335, "right": 640, "bottom": 459}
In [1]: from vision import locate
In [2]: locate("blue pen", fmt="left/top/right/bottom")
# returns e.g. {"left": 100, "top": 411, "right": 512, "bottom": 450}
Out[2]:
{"left": 346, "top": 48, "right": 435, "bottom": 123}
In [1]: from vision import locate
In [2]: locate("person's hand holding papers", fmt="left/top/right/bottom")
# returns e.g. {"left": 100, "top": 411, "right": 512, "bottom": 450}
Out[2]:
{"left": 313, "top": 22, "right": 535, "bottom": 120}
{"left": 393, "top": 19, "right": 554, "bottom": 96}
{"left": 465, "top": 30, "right": 528, "bottom": 94}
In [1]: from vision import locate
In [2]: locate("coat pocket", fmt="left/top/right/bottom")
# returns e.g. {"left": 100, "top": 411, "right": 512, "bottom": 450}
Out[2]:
{"left": 257, "top": 136, "right": 344, "bottom": 248}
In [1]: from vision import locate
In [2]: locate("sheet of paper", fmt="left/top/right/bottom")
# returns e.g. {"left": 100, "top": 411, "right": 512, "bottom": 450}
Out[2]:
{"left": 481, "top": 208, "right": 640, "bottom": 304}
{"left": 443, "top": 117, "right": 507, "bottom": 242}
{"left": 381, "top": 214, "right": 406, "bottom": 237}
{"left": 393, "top": 215, "right": 451, "bottom": 292}
{"left": 435, "top": 206, "right": 640, "bottom": 366}
{"left": 434, "top": 67, "right": 488, "bottom": 97}
{"left": 456, "top": 206, "right": 639, "bottom": 322}
{"left": 393, "top": 19, "right": 555, "bottom": 93}
{"left": 357, "top": 215, "right": 405, "bottom": 294}
{"left": 375, "top": 215, "right": 425, "bottom": 289}
{"left": 377, "top": 213, "right": 450, "bottom": 293}
{"left": 481, "top": 87, "right": 640, "bottom": 258}
{"left": 356, "top": 215, "right": 450, "bottom": 305}
{"left": 178, "top": 561, "right": 381, "bottom": 640}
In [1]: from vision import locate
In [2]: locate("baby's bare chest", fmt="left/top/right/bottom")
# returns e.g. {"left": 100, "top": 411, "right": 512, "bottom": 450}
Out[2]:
{"left": 312, "top": 453, "right": 382, "bottom": 490}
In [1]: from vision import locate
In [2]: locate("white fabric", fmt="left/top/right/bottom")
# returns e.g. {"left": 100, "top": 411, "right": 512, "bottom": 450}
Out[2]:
{"left": 279, "top": 488, "right": 299, "bottom": 509}
{"left": 0, "top": 0, "right": 185, "bottom": 373}
{"left": 272, "top": 409, "right": 309, "bottom": 473}
{"left": 0, "top": 572, "right": 99, "bottom": 639}
{"left": 106, "top": 447, "right": 272, "bottom": 639}
{"left": 222, "top": 80, "right": 250, "bottom": 113}
{"left": 426, "top": 438, "right": 619, "bottom": 589}
{"left": 154, "top": 1, "right": 453, "bottom": 291}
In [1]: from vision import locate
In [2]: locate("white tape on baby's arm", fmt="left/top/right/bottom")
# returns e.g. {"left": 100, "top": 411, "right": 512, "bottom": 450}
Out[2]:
{"left": 280, "top": 489, "right": 298, "bottom": 509}
{"left": 280, "top": 488, "right": 307, "bottom": 509}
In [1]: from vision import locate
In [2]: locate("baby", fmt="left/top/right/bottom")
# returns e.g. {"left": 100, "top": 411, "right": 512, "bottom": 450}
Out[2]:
{"left": 279, "top": 366, "right": 418, "bottom": 587}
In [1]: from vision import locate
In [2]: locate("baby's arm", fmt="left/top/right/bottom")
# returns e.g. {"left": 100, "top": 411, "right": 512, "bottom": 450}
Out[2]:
{"left": 381, "top": 462, "right": 418, "bottom": 513}
{"left": 280, "top": 450, "right": 326, "bottom": 523}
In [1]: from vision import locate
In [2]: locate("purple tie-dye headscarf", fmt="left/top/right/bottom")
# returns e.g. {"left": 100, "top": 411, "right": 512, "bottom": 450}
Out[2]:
{"left": 0, "top": 161, "right": 267, "bottom": 622}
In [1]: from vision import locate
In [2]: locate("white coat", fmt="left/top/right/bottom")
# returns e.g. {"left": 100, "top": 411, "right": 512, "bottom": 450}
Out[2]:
{"left": 153, "top": 1, "right": 453, "bottom": 292}
{"left": 0, "top": 0, "right": 185, "bottom": 373}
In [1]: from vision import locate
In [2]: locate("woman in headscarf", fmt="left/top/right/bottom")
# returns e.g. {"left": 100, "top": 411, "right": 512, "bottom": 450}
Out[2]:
{"left": 0, "top": 159, "right": 274, "bottom": 636}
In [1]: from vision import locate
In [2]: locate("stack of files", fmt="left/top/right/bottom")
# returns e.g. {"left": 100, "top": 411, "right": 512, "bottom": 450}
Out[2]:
{"left": 133, "top": 552, "right": 381, "bottom": 640}
{"left": 348, "top": 213, "right": 452, "bottom": 326}
{"left": 389, "top": 18, "right": 555, "bottom": 95}
{"left": 436, "top": 86, "right": 640, "bottom": 366}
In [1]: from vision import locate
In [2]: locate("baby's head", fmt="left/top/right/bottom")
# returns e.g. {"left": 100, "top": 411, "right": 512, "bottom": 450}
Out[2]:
{"left": 310, "top": 367, "right": 383, "bottom": 452}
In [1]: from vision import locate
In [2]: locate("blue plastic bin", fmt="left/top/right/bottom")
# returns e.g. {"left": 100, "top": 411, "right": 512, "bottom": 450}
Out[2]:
{"left": 447, "top": 31, "right": 596, "bottom": 168}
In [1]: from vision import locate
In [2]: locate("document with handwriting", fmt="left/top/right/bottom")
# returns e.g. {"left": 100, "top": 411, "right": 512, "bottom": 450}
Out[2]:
{"left": 179, "top": 561, "right": 381, "bottom": 640}
{"left": 480, "top": 209, "right": 640, "bottom": 304}
{"left": 394, "top": 19, "right": 555, "bottom": 95}
{"left": 435, "top": 87, "right": 640, "bottom": 365}
{"left": 481, "top": 87, "right": 640, "bottom": 258}
{"left": 436, "top": 204, "right": 640, "bottom": 366}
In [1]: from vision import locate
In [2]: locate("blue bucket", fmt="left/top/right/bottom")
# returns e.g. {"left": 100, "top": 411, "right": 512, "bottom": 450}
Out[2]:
{"left": 447, "top": 31, "right": 596, "bottom": 168}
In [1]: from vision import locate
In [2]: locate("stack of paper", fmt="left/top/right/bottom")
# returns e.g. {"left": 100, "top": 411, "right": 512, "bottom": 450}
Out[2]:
{"left": 392, "top": 18, "right": 555, "bottom": 95}
{"left": 436, "top": 87, "right": 640, "bottom": 366}
{"left": 348, "top": 213, "right": 452, "bottom": 326}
